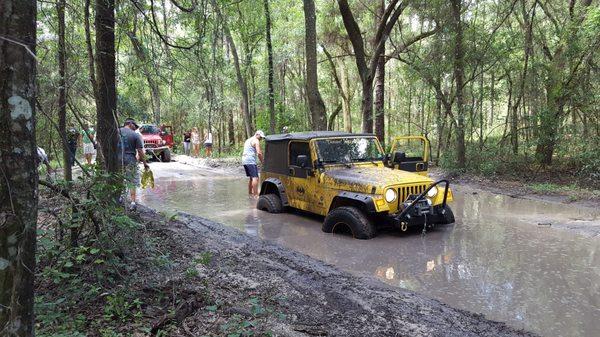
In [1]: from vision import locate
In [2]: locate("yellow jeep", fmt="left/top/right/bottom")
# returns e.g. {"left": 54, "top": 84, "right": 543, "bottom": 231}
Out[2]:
{"left": 257, "top": 132, "right": 454, "bottom": 239}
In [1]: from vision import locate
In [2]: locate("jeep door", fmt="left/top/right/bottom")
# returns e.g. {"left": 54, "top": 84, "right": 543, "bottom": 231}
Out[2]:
{"left": 287, "top": 141, "right": 319, "bottom": 213}
{"left": 389, "top": 136, "right": 430, "bottom": 176}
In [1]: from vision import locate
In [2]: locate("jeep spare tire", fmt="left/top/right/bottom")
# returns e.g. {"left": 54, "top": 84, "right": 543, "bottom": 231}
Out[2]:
{"left": 323, "top": 206, "right": 376, "bottom": 240}
{"left": 257, "top": 194, "right": 283, "bottom": 213}
{"left": 161, "top": 148, "right": 171, "bottom": 162}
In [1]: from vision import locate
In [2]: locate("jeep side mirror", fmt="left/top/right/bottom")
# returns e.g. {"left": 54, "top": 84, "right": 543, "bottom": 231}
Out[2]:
{"left": 297, "top": 155, "right": 309, "bottom": 168}
{"left": 393, "top": 151, "right": 406, "bottom": 164}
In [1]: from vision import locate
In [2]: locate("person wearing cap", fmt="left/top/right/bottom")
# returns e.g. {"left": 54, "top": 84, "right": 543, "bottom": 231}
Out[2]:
{"left": 242, "top": 130, "right": 265, "bottom": 197}
{"left": 119, "top": 118, "right": 149, "bottom": 210}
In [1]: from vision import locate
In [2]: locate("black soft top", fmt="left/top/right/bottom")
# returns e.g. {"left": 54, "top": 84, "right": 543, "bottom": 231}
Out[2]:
{"left": 266, "top": 131, "right": 374, "bottom": 142}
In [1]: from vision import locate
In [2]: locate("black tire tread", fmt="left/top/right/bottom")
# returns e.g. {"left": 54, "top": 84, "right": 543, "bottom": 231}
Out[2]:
{"left": 257, "top": 193, "right": 283, "bottom": 213}
{"left": 322, "top": 206, "right": 376, "bottom": 240}
{"left": 161, "top": 149, "right": 172, "bottom": 162}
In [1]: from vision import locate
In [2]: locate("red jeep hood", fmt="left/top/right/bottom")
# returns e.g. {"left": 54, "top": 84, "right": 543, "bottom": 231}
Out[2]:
{"left": 141, "top": 134, "right": 162, "bottom": 141}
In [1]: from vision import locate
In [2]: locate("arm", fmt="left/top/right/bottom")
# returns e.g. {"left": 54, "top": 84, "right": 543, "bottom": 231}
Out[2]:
{"left": 137, "top": 148, "right": 149, "bottom": 169}
{"left": 136, "top": 135, "right": 149, "bottom": 169}
{"left": 254, "top": 140, "right": 263, "bottom": 164}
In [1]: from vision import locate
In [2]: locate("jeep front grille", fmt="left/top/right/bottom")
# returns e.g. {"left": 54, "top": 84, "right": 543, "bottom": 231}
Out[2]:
{"left": 397, "top": 184, "right": 428, "bottom": 206}
{"left": 144, "top": 140, "right": 159, "bottom": 148}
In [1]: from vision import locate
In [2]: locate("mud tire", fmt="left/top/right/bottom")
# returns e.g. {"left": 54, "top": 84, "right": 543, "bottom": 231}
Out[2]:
{"left": 440, "top": 205, "right": 455, "bottom": 224}
{"left": 257, "top": 193, "right": 283, "bottom": 213}
{"left": 161, "top": 149, "right": 172, "bottom": 162}
{"left": 322, "top": 206, "right": 376, "bottom": 240}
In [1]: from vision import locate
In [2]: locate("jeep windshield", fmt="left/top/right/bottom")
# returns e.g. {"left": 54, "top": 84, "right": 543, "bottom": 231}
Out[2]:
{"left": 139, "top": 125, "right": 161, "bottom": 134}
{"left": 316, "top": 137, "right": 384, "bottom": 164}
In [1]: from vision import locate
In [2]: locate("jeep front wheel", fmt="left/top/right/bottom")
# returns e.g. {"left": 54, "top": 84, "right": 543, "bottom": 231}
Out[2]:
{"left": 322, "top": 206, "right": 376, "bottom": 240}
{"left": 257, "top": 193, "right": 283, "bottom": 213}
{"left": 161, "top": 149, "right": 171, "bottom": 162}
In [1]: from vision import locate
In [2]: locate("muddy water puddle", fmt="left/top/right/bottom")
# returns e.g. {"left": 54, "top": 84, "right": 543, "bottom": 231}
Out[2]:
{"left": 140, "top": 164, "right": 600, "bottom": 337}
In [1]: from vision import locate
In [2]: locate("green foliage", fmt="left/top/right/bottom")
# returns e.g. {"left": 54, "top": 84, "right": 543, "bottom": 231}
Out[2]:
{"left": 35, "top": 169, "right": 160, "bottom": 335}
{"left": 103, "top": 293, "right": 143, "bottom": 322}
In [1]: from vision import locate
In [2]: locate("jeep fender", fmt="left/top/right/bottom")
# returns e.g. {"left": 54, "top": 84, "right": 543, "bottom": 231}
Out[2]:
{"left": 329, "top": 192, "right": 376, "bottom": 213}
{"left": 260, "top": 178, "right": 289, "bottom": 207}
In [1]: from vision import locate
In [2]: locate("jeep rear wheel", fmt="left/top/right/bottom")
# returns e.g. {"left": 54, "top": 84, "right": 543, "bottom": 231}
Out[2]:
{"left": 322, "top": 206, "right": 376, "bottom": 240}
{"left": 257, "top": 193, "right": 283, "bottom": 213}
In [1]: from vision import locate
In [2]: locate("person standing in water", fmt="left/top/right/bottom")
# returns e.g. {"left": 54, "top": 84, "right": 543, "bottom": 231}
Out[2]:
{"left": 242, "top": 130, "right": 265, "bottom": 197}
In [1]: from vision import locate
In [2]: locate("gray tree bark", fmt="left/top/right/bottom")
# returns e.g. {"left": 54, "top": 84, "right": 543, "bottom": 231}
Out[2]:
{"left": 303, "top": 0, "right": 327, "bottom": 130}
{"left": 451, "top": 0, "right": 466, "bottom": 169}
{"left": 95, "top": 0, "right": 120, "bottom": 174}
{"left": 0, "top": 0, "right": 38, "bottom": 335}
{"left": 337, "top": 0, "right": 407, "bottom": 133}
{"left": 57, "top": 0, "right": 71, "bottom": 181}
{"left": 374, "top": 0, "right": 386, "bottom": 144}
{"left": 212, "top": 0, "right": 252, "bottom": 138}
{"left": 264, "top": 0, "right": 276, "bottom": 134}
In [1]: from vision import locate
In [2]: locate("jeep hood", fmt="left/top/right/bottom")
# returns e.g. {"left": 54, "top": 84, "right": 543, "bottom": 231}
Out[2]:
{"left": 322, "top": 166, "right": 432, "bottom": 190}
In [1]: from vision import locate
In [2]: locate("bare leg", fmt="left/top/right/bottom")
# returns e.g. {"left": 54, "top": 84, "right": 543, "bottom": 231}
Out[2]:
{"left": 251, "top": 178, "right": 259, "bottom": 196}
{"left": 248, "top": 178, "right": 253, "bottom": 195}
{"left": 130, "top": 188, "right": 136, "bottom": 203}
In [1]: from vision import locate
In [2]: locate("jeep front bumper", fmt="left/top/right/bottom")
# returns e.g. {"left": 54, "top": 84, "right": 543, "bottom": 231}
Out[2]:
{"left": 389, "top": 180, "right": 455, "bottom": 230}
{"left": 144, "top": 146, "right": 169, "bottom": 154}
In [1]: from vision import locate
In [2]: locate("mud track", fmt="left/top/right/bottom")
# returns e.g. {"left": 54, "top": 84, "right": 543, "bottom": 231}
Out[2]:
{"left": 136, "top": 206, "right": 535, "bottom": 337}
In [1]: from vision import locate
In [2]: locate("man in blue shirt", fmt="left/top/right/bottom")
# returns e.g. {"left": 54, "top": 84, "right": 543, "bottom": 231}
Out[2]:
{"left": 119, "top": 118, "right": 149, "bottom": 210}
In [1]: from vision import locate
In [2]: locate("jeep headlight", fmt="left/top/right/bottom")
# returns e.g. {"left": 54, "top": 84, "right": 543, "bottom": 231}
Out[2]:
{"left": 427, "top": 186, "right": 438, "bottom": 198}
{"left": 385, "top": 188, "right": 397, "bottom": 203}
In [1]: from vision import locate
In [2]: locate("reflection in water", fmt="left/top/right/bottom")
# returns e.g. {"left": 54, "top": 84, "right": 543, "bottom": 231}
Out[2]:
{"left": 140, "top": 175, "right": 600, "bottom": 337}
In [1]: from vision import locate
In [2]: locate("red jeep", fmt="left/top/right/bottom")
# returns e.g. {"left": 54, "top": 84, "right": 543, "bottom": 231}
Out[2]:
{"left": 139, "top": 124, "right": 172, "bottom": 162}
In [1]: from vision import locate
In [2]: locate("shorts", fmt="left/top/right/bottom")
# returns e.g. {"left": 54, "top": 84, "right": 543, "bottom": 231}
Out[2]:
{"left": 243, "top": 164, "right": 259, "bottom": 178}
{"left": 204, "top": 142, "right": 212, "bottom": 148}
{"left": 83, "top": 143, "right": 96, "bottom": 155}
{"left": 124, "top": 163, "right": 140, "bottom": 187}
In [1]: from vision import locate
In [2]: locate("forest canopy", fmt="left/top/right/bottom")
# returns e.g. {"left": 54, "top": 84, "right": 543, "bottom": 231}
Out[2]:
{"left": 33, "top": 0, "right": 600, "bottom": 180}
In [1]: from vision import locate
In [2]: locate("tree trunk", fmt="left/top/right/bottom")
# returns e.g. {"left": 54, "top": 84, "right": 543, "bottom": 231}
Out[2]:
{"left": 490, "top": 71, "right": 495, "bottom": 127}
{"left": 407, "top": 84, "right": 412, "bottom": 134}
{"left": 213, "top": 0, "right": 252, "bottom": 138}
{"left": 535, "top": 79, "right": 563, "bottom": 165}
{"left": 264, "top": 0, "right": 276, "bottom": 134}
{"left": 451, "top": 0, "right": 466, "bottom": 169}
{"left": 303, "top": 0, "right": 327, "bottom": 130}
{"left": 84, "top": 0, "right": 98, "bottom": 103}
{"left": 435, "top": 90, "right": 444, "bottom": 165}
{"left": 337, "top": 0, "right": 406, "bottom": 134}
{"left": 373, "top": 0, "right": 386, "bottom": 143}
{"left": 0, "top": 0, "right": 38, "bottom": 335}
{"left": 374, "top": 54, "right": 385, "bottom": 143}
{"left": 361, "top": 78, "right": 375, "bottom": 133}
{"left": 95, "top": 0, "right": 119, "bottom": 174}
{"left": 340, "top": 60, "right": 352, "bottom": 132}
{"left": 57, "top": 0, "right": 71, "bottom": 181}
